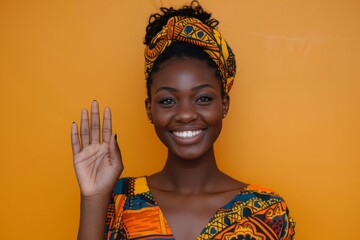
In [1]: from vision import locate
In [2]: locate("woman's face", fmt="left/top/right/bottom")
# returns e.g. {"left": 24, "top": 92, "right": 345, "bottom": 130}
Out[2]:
{"left": 146, "top": 57, "right": 229, "bottom": 160}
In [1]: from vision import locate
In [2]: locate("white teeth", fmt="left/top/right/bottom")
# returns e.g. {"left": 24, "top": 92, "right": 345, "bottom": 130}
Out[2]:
{"left": 173, "top": 130, "right": 203, "bottom": 138}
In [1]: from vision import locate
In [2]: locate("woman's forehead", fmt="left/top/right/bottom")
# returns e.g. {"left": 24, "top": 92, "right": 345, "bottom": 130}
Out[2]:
{"left": 151, "top": 58, "right": 220, "bottom": 89}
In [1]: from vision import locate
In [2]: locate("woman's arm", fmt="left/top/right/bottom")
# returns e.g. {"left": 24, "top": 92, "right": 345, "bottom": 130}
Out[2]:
{"left": 78, "top": 194, "right": 112, "bottom": 240}
{"left": 71, "top": 101, "right": 123, "bottom": 240}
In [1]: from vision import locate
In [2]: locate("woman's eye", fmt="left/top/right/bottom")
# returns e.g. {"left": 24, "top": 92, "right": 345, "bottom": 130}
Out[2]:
{"left": 197, "top": 96, "right": 213, "bottom": 103}
{"left": 159, "top": 98, "right": 176, "bottom": 106}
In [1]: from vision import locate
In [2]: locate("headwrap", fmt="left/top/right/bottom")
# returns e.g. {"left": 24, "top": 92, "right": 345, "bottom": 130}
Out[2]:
{"left": 144, "top": 16, "right": 236, "bottom": 93}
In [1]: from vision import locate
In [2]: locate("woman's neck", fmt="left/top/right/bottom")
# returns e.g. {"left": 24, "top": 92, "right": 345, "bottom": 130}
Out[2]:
{"left": 155, "top": 147, "right": 224, "bottom": 194}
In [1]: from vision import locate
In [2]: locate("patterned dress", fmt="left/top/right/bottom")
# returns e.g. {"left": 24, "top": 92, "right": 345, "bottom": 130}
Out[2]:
{"left": 105, "top": 177, "right": 295, "bottom": 240}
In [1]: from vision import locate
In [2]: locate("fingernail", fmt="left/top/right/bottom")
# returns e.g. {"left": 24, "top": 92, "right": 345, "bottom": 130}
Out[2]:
{"left": 114, "top": 134, "right": 117, "bottom": 141}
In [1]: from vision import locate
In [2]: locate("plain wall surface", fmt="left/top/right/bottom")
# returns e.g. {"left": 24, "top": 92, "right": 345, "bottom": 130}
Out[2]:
{"left": 0, "top": 0, "right": 359, "bottom": 239}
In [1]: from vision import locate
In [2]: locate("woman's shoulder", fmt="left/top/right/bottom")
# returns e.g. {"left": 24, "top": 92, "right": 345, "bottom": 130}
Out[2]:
{"left": 241, "top": 183, "right": 295, "bottom": 223}
{"left": 241, "top": 183, "right": 288, "bottom": 200}
{"left": 209, "top": 183, "right": 296, "bottom": 239}
{"left": 229, "top": 183, "right": 293, "bottom": 213}
{"left": 113, "top": 176, "right": 149, "bottom": 195}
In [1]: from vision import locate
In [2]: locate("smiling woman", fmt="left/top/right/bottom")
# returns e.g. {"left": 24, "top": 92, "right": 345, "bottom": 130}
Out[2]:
{"left": 146, "top": 58, "right": 226, "bottom": 161}
{"left": 71, "top": 1, "right": 295, "bottom": 240}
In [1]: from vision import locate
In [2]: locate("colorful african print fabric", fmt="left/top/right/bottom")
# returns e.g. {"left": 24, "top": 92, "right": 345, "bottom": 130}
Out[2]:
{"left": 144, "top": 16, "right": 237, "bottom": 93}
{"left": 105, "top": 177, "right": 296, "bottom": 240}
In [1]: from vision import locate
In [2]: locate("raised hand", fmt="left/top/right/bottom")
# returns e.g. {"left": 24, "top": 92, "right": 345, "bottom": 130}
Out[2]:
{"left": 71, "top": 101, "right": 123, "bottom": 197}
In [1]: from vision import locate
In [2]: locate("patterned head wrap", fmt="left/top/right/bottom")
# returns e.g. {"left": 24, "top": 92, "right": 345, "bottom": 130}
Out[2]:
{"left": 144, "top": 16, "right": 236, "bottom": 93}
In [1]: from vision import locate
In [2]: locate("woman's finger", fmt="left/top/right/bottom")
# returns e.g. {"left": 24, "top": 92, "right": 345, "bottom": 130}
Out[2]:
{"left": 91, "top": 100, "right": 101, "bottom": 144}
{"left": 102, "top": 107, "right": 112, "bottom": 144}
{"left": 109, "top": 134, "right": 123, "bottom": 172}
{"left": 71, "top": 122, "right": 81, "bottom": 156}
{"left": 80, "top": 108, "right": 90, "bottom": 148}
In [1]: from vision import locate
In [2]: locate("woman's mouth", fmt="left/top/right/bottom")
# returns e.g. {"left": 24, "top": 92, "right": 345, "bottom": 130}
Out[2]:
{"left": 171, "top": 129, "right": 204, "bottom": 139}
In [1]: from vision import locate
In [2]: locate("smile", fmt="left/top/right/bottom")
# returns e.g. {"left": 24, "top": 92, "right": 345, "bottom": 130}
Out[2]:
{"left": 171, "top": 129, "right": 203, "bottom": 139}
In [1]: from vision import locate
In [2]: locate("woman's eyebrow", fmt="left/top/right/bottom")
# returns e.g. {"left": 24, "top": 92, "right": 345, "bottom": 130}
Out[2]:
{"left": 155, "top": 84, "right": 214, "bottom": 94}
{"left": 192, "top": 83, "right": 214, "bottom": 91}
{"left": 155, "top": 86, "right": 178, "bottom": 94}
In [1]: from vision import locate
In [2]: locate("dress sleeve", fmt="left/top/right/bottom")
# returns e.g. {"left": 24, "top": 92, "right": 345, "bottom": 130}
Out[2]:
{"left": 269, "top": 198, "right": 295, "bottom": 240}
{"left": 247, "top": 199, "right": 296, "bottom": 240}
{"left": 281, "top": 202, "right": 296, "bottom": 240}
{"left": 104, "top": 178, "right": 128, "bottom": 240}
{"left": 246, "top": 185, "right": 296, "bottom": 240}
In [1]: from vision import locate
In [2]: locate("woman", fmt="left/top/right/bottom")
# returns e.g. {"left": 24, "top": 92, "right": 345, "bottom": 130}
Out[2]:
{"left": 71, "top": 1, "right": 295, "bottom": 239}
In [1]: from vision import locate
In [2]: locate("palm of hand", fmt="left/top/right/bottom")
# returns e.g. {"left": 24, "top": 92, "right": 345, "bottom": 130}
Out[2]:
{"left": 74, "top": 143, "right": 120, "bottom": 196}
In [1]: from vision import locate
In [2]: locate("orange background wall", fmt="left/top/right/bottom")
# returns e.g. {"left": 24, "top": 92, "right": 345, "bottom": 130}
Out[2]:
{"left": 0, "top": 0, "right": 359, "bottom": 239}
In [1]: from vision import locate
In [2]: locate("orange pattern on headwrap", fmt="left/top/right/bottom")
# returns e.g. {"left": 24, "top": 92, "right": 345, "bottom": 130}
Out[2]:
{"left": 144, "top": 16, "right": 236, "bottom": 93}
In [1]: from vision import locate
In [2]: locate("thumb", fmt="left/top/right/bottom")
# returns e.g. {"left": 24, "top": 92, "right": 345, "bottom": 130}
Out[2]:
{"left": 109, "top": 133, "right": 123, "bottom": 172}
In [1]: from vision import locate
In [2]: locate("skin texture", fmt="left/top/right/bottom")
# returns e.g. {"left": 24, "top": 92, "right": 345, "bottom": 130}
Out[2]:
{"left": 146, "top": 57, "right": 227, "bottom": 161}
{"left": 146, "top": 57, "right": 247, "bottom": 239}
{"left": 71, "top": 101, "right": 123, "bottom": 240}
{"left": 72, "top": 57, "right": 246, "bottom": 240}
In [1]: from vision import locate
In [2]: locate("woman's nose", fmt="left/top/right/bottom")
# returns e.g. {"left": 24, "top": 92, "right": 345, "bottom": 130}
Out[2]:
{"left": 173, "top": 102, "right": 198, "bottom": 123}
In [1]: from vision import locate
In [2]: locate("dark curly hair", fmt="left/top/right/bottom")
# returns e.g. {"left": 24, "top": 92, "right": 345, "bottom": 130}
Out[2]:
{"left": 144, "top": 1, "right": 223, "bottom": 99}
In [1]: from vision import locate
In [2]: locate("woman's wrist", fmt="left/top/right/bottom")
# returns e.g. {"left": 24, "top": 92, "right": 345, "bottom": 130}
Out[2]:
{"left": 81, "top": 192, "right": 112, "bottom": 201}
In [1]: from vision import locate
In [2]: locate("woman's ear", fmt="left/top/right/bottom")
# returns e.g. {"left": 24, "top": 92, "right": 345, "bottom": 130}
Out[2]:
{"left": 222, "top": 94, "right": 230, "bottom": 118}
{"left": 145, "top": 98, "right": 153, "bottom": 123}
